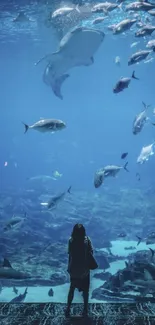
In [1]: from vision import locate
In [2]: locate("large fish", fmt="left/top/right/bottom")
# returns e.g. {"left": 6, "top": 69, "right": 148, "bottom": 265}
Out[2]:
{"left": 94, "top": 162, "right": 129, "bottom": 188}
{"left": 128, "top": 50, "right": 153, "bottom": 65}
{"left": 35, "top": 27, "right": 104, "bottom": 99}
{"left": 41, "top": 186, "right": 71, "bottom": 209}
{"left": 22, "top": 119, "right": 66, "bottom": 133}
{"left": 113, "top": 71, "right": 138, "bottom": 93}
{"left": 0, "top": 259, "right": 30, "bottom": 279}
{"left": 9, "top": 287, "right": 28, "bottom": 303}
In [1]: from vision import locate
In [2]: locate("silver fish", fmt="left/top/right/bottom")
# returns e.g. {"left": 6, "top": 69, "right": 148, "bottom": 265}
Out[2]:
{"left": 132, "top": 102, "right": 150, "bottom": 135}
{"left": 146, "top": 39, "right": 155, "bottom": 49}
{"left": 41, "top": 186, "right": 71, "bottom": 209}
{"left": 112, "top": 19, "right": 137, "bottom": 34}
{"left": 137, "top": 142, "right": 155, "bottom": 164}
{"left": 135, "top": 25, "right": 155, "bottom": 37}
{"left": 22, "top": 119, "right": 66, "bottom": 134}
{"left": 92, "top": 2, "right": 120, "bottom": 13}
{"left": 128, "top": 50, "right": 152, "bottom": 65}
{"left": 125, "top": 2, "right": 155, "bottom": 12}
{"left": 113, "top": 71, "right": 139, "bottom": 93}
{"left": 94, "top": 162, "right": 129, "bottom": 188}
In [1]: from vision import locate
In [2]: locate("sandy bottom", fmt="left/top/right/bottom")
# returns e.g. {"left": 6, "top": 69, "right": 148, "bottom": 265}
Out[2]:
{"left": 0, "top": 240, "right": 153, "bottom": 303}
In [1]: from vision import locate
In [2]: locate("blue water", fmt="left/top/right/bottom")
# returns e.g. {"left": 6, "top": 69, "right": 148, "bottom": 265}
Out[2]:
{"left": 0, "top": 0, "right": 155, "bottom": 305}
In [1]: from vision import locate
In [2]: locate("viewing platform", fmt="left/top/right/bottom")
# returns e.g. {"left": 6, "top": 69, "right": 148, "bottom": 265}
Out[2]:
{"left": 0, "top": 302, "right": 155, "bottom": 325}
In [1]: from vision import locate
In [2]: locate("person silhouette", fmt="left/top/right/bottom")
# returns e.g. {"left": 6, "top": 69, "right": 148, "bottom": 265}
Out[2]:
{"left": 65, "top": 224, "right": 94, "bottom": 317}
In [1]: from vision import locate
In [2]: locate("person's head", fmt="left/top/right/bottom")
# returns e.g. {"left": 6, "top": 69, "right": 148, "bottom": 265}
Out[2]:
{"left": 71, "top": 223, "right": 86, "bottom": 240}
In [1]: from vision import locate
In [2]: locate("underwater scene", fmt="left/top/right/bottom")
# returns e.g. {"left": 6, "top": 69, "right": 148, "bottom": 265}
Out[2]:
{"left": 1, "top": 0, "right": 155, "bottom": 308}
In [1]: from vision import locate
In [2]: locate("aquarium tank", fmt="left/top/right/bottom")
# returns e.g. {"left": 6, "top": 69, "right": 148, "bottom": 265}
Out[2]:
{"left": 1, "top": 0, "right": 155, "bottom": 323}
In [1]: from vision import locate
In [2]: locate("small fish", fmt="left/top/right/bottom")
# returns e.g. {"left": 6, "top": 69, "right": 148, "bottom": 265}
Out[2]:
{"left": 112, "top": 19, "right": 137, "bottom": 34}
{"left": 92, "top": 17, "right": 107, "bottom": 25}
{"left": 137, "top": 142, "right": 154, "bottom": 164}
{"left": 52, "top": 6, "right": 78, "bottom": 19}
{"left": 113, "top": 71, "right": 139, "bottom": 93}
{"left": 92, "top": 2, "right": 120, "bottom": 13}
{"left": 121, "top": 152, "right": 128, "bottom": 159}
{"left": 48, "top": 288, "right": 54, "bottom": 297}
{"left": 9, "top": 288, "right": 28, "bottom": 303}
{"left": 117, "top": 232, "right": 127, "bottom": 238}
{"left": 41, "top": 186, "right": 71, "bottom": 209}
{"left": 130, "top": 41, "right": 140, "bottom": 48}
{"left": 126, "top": 2, "right": 155, "bottom": 12}
{"left": 115, "top": 56, "right": 121, "bottom": 66}
{"left": 148, "top": 9, "right": 155, "bottom": 16}
{"left": 133, "top": 101, "right": 150, "bottom": 135}
{"left": 135, "top": 25, "right": 155, "bottom": 37}
{"left": 22, "top": 119, "right": 66, "bottom": 134}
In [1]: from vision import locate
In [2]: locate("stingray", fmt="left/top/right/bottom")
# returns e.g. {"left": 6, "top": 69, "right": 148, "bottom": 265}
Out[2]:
{"left": 36, "top": 27, "right": 105, "bottom": 99}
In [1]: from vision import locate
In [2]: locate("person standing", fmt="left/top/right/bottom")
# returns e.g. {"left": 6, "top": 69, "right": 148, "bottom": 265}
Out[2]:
{"left": 65, "top": 224, "right": 95, "bottom": 317}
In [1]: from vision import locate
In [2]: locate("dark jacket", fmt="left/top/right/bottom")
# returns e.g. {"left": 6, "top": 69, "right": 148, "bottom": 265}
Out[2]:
{"left": 67, "top": 236, "right": 93, "bottom": 278}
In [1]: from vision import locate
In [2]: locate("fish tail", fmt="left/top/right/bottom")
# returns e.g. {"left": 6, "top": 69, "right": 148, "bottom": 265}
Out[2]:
{"left": 124, "top": 162, "right": 129, "bottom": 172}
{"left": 149, "top": 248, "right": 155, "bottom": 259}
{"left": 67, "top": 186, "right": 72, "bottom": 194}
{"left": 22, "top": 122, "right": 29, "bottom": 134}
{"left": 25, "top": 287, "right": 28, "bottom": 295}
{"left": 132, "top": 71, "right": 139, "bottom": 80}
{"left": 136, "top": 235, "right": 142, "bottom": 246}
{"left": 142, "top": 101, "right": 151, "bottom": 110}
{"left": 152, "top": 46, "right": 155, "bottom": 53}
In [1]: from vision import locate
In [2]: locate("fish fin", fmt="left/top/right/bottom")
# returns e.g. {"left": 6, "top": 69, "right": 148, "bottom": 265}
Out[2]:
{"left": 132, "top": 71, "right": 139, "bottom": 80}
{"left": 84, "top": 56, "right": 94, "bottom": 66}
{"left": 75, "top": 4, "right": 80, "bottom": 13}
{"left": 22, "top": 122, "right": 29, "bottom": 134}
{"left": 51, "top": 74, "right": 70, "bottom": 100}
{"left": 149, "top": 247, "right": 155, "bottom": 259}
{"left": 35, "top": 51, "right": 59, "bottom": 66}
{"left": 142, "top": 101, "right": 151, "bottom": 110}
{"left": 125, "top": 261, "right": 129, "bottom": 268}
{"left": 2, "top": 258, "right": 12, "bottom": 268}
{"left": 67, "top": 186, "right": 72, "bottom": 194}
{"left": 136, "top": 235, "right": 142, "bottom": 246}
{"left": 118, "top": 3, "right": 123, "bottom": 10}
{"left": 144, "top": 269, "right": 153, "bottom": 281}
{"left": 71, "top": 27, "right": 83, "bottom": 34}
{"left": 24, "top": 287, "right": 28, "bottom": 295}
{"left": 124, "top": 162, "right": 129, "bottom": 172}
